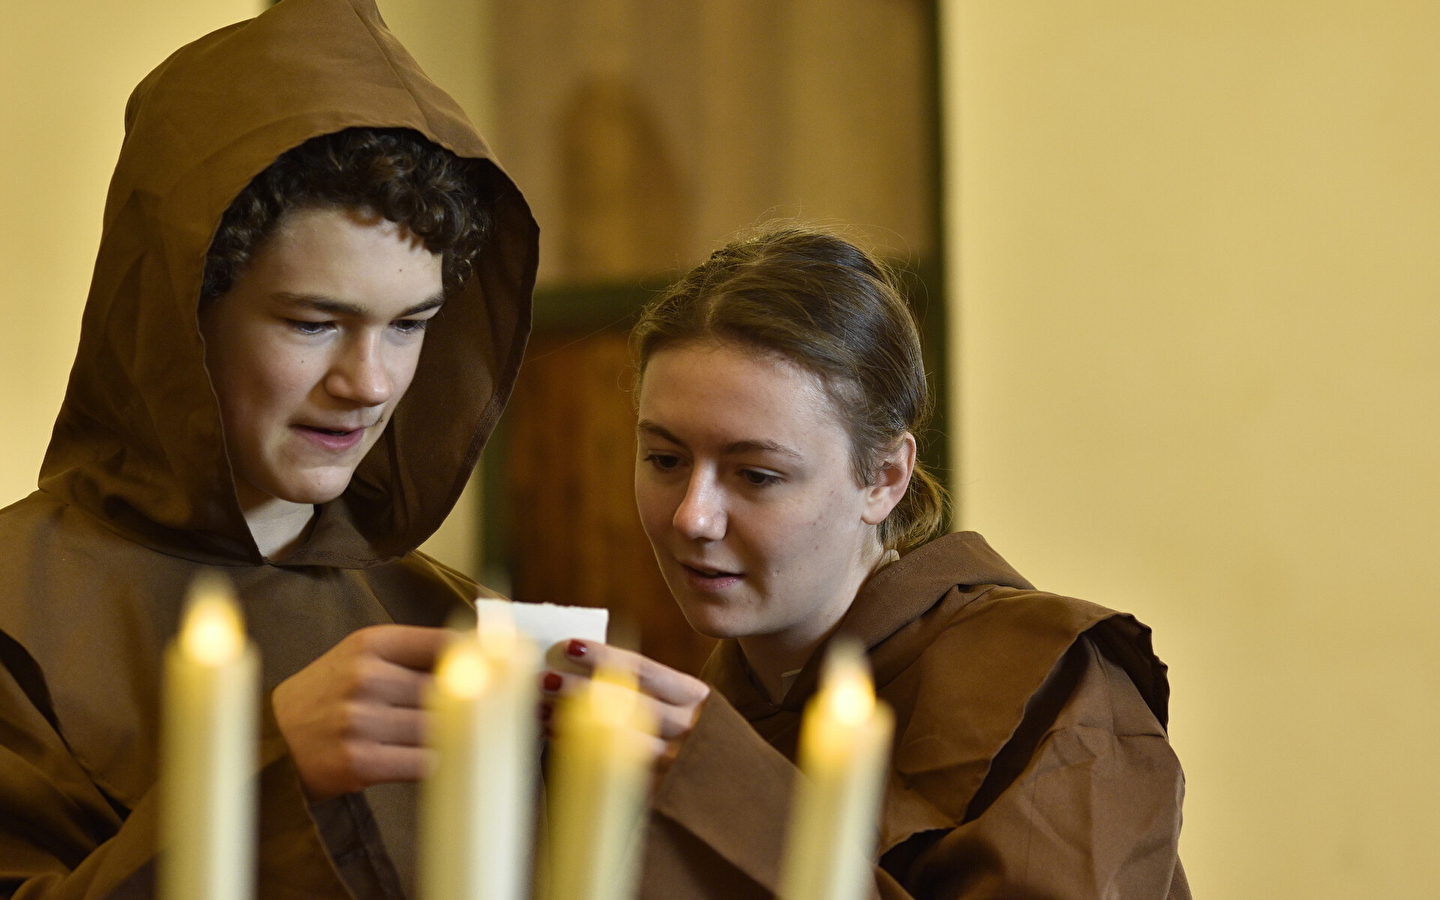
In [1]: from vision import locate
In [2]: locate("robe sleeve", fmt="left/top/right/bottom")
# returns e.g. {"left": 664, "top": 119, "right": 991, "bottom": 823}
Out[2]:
{"left": 641, "top": 694, "right": 795, "bottom": 898}
{"left": 891, "top": 637, "right": 1188, "bottom": 899}
{"left": 0, "top": 655, "right": 360, "bottom": 900}
{"left": 639, "top": 636, "right": 1189, "bottom": 900}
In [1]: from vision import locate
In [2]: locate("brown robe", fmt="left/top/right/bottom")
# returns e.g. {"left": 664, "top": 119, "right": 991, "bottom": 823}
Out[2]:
{"left": 641, "top": 532, "right": 1191, "bottom": 899}
{"left": 0, "top": 1, "right": 537, "bottom": 897}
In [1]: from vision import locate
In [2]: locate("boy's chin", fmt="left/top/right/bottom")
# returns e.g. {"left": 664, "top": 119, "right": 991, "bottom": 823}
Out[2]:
{"left": 270, "top": 470, "right": 358, "bottom": 506}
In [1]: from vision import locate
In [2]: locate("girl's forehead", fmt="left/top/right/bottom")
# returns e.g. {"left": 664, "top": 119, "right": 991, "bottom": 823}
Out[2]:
{"left": 641, "top": 340, "right": 821, "bottom": 401}
{"left": 637, "top": 341, "right": 849, "bottom": 446}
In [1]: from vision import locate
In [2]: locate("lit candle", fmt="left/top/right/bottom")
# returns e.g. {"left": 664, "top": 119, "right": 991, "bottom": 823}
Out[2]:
{"left": 159, "top": 572, "right": 259, "bottom": 900}
{"left": 419, "top": 609, "right": 541, "bottom": 900}
{"left": 543, "top": 666, "right": 656, "bottom": 900}
{"left": 779, "top": 641, "right": 894, "bottom": 900}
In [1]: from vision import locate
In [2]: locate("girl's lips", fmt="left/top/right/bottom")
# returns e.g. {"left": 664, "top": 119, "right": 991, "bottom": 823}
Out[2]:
{"left": 680, "top": 563, "right": 742, "bottom": 593}
{"left": 295, "top": 424, "right": 365, "bottom": 452}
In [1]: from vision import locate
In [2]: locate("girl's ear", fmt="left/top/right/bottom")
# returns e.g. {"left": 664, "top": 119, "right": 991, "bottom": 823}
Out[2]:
{"left": 861, "top": 432, "right": 917, "bottom": 526}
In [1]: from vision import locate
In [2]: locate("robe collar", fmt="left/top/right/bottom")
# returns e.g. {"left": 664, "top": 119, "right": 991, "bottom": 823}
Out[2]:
{"left": 703, "top": 532, "right": 1035, "bottom": 718}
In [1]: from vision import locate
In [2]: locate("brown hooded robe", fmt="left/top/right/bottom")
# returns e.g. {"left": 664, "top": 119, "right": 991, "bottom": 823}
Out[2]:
{"left": 641, "top": 532, "right": 1191, "bottom": 900}
{"left": 0, "top": 1, "right": 537, "bottom": 897}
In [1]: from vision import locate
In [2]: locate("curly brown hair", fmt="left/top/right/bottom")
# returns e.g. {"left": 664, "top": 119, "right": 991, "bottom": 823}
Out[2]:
{"left": 200, "top": 127, "right": 494, "bottom": 305}
{"left": 632, "top": 226, "right": 950, "bottom": 553}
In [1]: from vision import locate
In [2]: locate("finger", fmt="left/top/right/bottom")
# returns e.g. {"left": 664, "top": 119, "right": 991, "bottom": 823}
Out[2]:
{"left": 633, "top": 659, "right": 710, "bottom": 708}
{"left": 556, "top": 639, "right": 601, "bottom": 672}
{"left": 348, "top": 741, "right": 433, "bottom": 785}
{"left": 348, "top": 703, "right": 428, "bottom": 747}
{"left": 642, "top": 694, "right": 706, "bottom": 741}
{"left": 543, "top": 668, "right": 698, "bottom": 742}
{"left": 539, "top": 669, "right": 583, "bottom": 698}
{"left": 354, "top": 657, "right": 432, "bottom": 708}
{"left": 564, "top": 642, "right": 709, "bottom": 708}
{"left": 352, "top": 624, "right": 455, "bottom": 671}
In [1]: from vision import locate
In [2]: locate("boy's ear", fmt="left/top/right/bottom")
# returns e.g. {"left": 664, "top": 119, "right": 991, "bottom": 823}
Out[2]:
{"left": 861, "top": 432, "right": 917, "bottom": 526}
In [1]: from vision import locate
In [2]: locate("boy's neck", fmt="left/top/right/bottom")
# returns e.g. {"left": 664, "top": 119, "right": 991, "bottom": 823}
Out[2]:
{"left": 234, "top": 482, "right": 317, "bottom": 560}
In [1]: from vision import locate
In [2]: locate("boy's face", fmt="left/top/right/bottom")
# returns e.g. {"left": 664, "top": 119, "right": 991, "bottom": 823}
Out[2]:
{"left": 199, "top": 206, "right": 444, "bottom": 513}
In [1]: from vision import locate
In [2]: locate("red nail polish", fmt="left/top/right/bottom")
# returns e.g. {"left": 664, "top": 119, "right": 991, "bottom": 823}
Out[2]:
{"left": 539, "top": 704, "right": 553, "bottom": 721}
{"left": 543, "top": 672, "right": 562, "bottom": 692}
{"left": 566, "top": 639, "right": 587, "bottom": 658}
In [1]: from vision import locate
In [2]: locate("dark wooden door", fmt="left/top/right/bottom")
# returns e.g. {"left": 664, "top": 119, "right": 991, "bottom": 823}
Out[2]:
{"left": 501, "top": 330, "right": 716, "bottom": 677}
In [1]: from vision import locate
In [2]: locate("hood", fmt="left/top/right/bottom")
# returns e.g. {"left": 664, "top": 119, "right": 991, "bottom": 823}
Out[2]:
{"left": 38, "top": 0, "right": 538, "bottom": 567}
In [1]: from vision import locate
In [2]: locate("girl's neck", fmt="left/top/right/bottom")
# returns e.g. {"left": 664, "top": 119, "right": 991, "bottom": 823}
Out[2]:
{"left": 737, "top": 543, "right": 897, "bottom": 704}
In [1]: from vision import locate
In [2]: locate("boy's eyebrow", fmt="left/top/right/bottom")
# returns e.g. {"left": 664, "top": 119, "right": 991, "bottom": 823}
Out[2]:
{"left": 273, "top": 291, "right": 446, "bottom": 317}
{"left": 636, "top": 420, "right": 802, "bottom": 459}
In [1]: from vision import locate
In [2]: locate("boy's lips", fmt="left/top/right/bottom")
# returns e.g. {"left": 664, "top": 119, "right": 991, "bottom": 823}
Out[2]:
{"left": 294, "top": 423, "right": 366, "bottom": 451}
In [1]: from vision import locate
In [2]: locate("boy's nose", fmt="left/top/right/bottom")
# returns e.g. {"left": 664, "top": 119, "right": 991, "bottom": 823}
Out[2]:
{"left": 327, "top": 335, "right": 393, "bottom": 406}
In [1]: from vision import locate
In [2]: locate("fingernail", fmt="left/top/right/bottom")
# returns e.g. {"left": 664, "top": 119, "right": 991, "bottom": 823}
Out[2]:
{"left": 539, "top": 704, "right": 553, "bottom": 721}
{"left": 543, "top": 672, "right": 562, "bottom": 692}
{"left": 566, "top": 639, "right": 587, "bottom": 658}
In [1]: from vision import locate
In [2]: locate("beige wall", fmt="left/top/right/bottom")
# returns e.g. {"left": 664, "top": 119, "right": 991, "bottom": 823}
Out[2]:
{"left": 0, "top": 0, "right": 260, "bottom": 511}
{"left": 944, "top": 2, "right": 1440, "bottom": 897}
{"left": 0, "top": 0, "right": 487, "bottom": 574}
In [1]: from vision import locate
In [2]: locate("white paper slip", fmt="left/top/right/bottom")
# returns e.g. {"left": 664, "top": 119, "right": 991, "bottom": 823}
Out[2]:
{"left": 474, "top": 599, "right": 609, "bottom": 655}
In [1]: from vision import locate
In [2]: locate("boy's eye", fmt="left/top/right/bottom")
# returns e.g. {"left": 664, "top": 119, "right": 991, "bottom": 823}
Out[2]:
{"left": 644, "top": 453, "right": 682, "bottom": 472}
{"left": 393, "top": 318, "right": 431, "bottom": 335}
{"left": 288, "top": 319, "right": 332, "bottom": 335}
{"left": 742, "top": 469, "right": 780, "bottom": 487}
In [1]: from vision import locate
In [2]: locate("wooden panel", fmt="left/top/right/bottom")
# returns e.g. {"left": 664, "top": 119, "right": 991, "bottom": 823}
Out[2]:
{"left": 491, "top": 0, "right": 935, "bottom": 283}
{"left": 506, "top": 331, "right": 715, "bottom": 676}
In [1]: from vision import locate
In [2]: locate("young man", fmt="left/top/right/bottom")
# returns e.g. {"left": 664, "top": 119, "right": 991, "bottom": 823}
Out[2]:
{"left": 0, "top": 1, "right": 537, "bottom": 897}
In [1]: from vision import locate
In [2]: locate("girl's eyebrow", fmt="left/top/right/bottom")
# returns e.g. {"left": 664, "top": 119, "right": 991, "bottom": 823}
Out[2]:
{"left": 272, "top": 291, "right": 445, "bottom": 317}
{"left": 637, "top": 420, "right": 685, "bottom": 446}
{"left": 637, "top": 421, "right": 801, "bottom": 459}
{"left": 723, "top": 438, "right": 802, "bottom": 459}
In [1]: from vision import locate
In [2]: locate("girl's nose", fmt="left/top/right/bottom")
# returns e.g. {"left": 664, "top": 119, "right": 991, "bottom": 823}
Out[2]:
{"left": 672, "top": 472, "right": 726, "bottom": 541}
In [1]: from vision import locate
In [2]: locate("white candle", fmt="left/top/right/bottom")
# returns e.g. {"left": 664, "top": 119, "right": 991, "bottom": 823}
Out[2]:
{"left": 159, "top": 572, "right": 259, "bottom": 900}
{"left": 419, "top": 610, "right": 541, "bottom": 900}
{"left": 543, "top": 666, "right": 656, "bottom": 900}
{"left": 779, "top": 641, "right": 894, "bottom": 900}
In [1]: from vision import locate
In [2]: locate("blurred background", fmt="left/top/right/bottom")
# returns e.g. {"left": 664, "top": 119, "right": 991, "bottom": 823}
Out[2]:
{"left": 4, "top": 1, "right": 1438, "bottom": 896}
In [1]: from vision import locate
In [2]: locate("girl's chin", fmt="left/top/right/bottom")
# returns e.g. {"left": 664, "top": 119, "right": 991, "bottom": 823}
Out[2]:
{"left": 672, "top": 596, "right": 756, "bottom": 641}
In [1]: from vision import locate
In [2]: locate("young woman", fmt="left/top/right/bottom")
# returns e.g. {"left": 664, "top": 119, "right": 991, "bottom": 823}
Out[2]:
{"left": 543, "top": 227, "right": 1190, "bottom": 900}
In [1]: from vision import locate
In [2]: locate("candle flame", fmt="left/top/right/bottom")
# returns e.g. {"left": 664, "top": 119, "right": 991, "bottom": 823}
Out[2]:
{"left": 437, "top": 638, "right": 491, "bottom": 699}
{"left": 819, "top": 638, "right": 876, "bottom": 726}
{"left": 826, "top": 672, "right": 876, "bottom": 726}
{"left": 180, "top": 574, "right": 245, "bottom": 666}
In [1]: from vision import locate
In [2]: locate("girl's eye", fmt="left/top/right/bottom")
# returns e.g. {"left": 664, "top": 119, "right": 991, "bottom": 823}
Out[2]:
{"left": 393, "top": 318, "right": 431, "bottom": 335}
{"left": 741, "top": 469, "right": 781, "bottom": 487}
{"left": 288, "top": 319, "right": 332, "bottom": 335}
{"left": 644, "top": 453, "right": 682, "bottom": 472}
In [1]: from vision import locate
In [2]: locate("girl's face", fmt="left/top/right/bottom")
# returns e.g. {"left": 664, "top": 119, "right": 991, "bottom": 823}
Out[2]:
{"left": 634, "top": 340, "right": 901, "bottom": 649}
